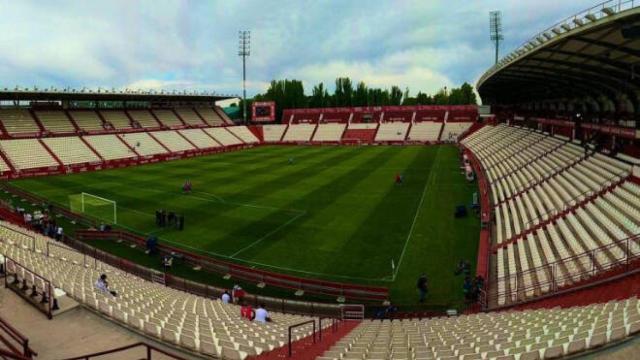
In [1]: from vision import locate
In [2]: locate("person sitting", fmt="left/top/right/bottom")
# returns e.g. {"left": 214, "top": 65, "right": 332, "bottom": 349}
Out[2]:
{"left": 254, "top": 303, "right": 272, "bottom": 323}
{"left": 95, "top": 274, "right": 117, "bottom": 297}
{"left": 221, "top": 290, "right": 231, "bottom": 304}
{"left": 240, "top": 300, "right": 254, "bottom": 321}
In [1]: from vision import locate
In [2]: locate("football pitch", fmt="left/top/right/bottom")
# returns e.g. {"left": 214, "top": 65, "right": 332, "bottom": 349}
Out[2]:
{"left": 11, "top": 145, "right": 480, "bottom": 306}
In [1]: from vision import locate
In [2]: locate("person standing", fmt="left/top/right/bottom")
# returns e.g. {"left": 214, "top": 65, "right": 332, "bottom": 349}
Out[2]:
{"left": 417, "top": 273, "right": 428, "bottom": 303}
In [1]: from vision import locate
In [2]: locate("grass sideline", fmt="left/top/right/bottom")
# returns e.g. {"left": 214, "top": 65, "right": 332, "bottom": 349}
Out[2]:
{"left": 9, "top": 145, "right": 480, "bottom": 308}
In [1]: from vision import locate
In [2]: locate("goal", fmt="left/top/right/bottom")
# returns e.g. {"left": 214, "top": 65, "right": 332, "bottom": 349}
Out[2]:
{"left": 69, "top": 193, "right": 117, "bottom": 224}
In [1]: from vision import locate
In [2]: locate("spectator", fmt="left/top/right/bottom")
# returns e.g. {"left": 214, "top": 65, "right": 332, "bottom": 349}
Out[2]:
{"left": 56, "top": 226, "right": 63, "bottom": 241}
{"left": 240, "top": 300, "right": 254, "bottom": 321}
{"left": 254, "top": 304, "right": 272, "bottom": 323}
{"left": 95, "top": 274, "right": 117, "bottom": 297}
{"left": 463, "top": 276, "right": 473, "bottom": 301}
{"left": 162, "top": 255, "right": 173, "bottom": 272}
{"left": 417, "top": 274, "right": 428, "bottom": 303}
{"left": 232, "top": 285, "right": 245, "bottom": 304}
{"left": 221, "top": 290, "right": 231, "bottom": 304}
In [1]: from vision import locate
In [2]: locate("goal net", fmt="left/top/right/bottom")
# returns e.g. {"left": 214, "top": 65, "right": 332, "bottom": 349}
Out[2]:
{"left": 69, "top": 193, "right": 117, "bottom": 224}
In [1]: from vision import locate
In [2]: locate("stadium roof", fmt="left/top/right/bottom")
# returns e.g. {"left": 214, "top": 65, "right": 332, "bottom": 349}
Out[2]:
{"left": 0, "top": 89, "right": 235, "bottom": 102}
{"left": 477, "top": 1, "right": 640, "bottom": 112}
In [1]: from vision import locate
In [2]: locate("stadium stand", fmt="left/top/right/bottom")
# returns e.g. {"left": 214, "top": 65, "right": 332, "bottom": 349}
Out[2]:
{"left": 83, "top": 134, "right": 138, "bottom": 160}
{"left": 321, "top": 299, "right": 640, "bottom": 360}
{"left": 42, "top": 137, "right": 101, "bottom": 165}
{"left": 406, "top": 122, "right": 442, "bottom": 142}
{"left": 100, "top": 111, "right": 133, "bottom": 130}
{"left": 69, "top": 110, "right": 105, "bottom": 132}
{"left": 262, "top": 124, "right": 288, "bottom": 142}
{"left": 0, "top": 139, "right": 57, "bottom": 170}
{"left": 0, "top": 222, "right": 322, "bottom": 359}
{"left": 178, "top": 128, "right": 221, "bottom": 149}
{"left": 204, "top": 127, "right": 244, "bottom": 146}
{"left": 152, "top": 109, "right": 185, "bottom": 128}
{"left": 195, "top": 107, "right": 226, "bottom": 126}
{"left": 0, "top": 109, "right": 41, "bottom": 136}
{"left": 128, "top": 110, "right": 161, "bottom": 129}
{"left": 282, "top": 124, "right": 316, "bottom": 142}
{"left": 462, "top": 124, "right": 640, "bottom": 306}
{"left": 227, "top": 125, "right": 260, "bottom": 144}
{"left": 119, "top": 132, "right": 168, "bottom": 156}
{"left": 175, "top": 108, "right": 206, "bottom": 127}
{"left": 374, "top": 122, "right": 410, "bottom": 142}
{"left": 150, "top": 130, "right": 196, "bottom": 152}
{"left": 441, "top": 122, "right": 472, "bottom": 142}
{"left": 35, "top": 110, "right": 76, "bottom": 133}
{"left": 312, "top": 123, "right": 346, "bottom": 142}
{"left": 342, "top": 123, "right": 378, "bottom": 143}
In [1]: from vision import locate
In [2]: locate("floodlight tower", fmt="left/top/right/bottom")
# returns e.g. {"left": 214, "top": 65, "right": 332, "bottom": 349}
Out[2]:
{"left": 238, "top": 30, "right": 251, "bottom": 124}
{"left": 489, "top": 11, "right": 504, "bottom": 65}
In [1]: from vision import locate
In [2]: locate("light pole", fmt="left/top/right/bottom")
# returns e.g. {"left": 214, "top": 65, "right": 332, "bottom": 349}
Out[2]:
{"left": 490, "top": 11, "right": 504, "bottom": 65}
{"left": 238, "top": 30, "right": 251, "bottom": 124}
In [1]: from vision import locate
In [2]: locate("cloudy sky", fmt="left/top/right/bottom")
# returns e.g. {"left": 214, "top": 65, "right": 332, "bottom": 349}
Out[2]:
{"left": 0, "top": 0, "right": 596, "bottom": 98}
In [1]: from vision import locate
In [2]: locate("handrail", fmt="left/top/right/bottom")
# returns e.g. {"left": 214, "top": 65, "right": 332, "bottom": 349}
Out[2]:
{"left": 61, "top": 341, "right": 188, "bottom": 360}
{"left": 288, "top": 320, "right": 316, "bottom": 357}
{"left": 0, "top": 316, "right": 37, "bottom": 359}
{"left": 4, "top": 256, "right": 53, "bottom": 319}
{"left": 478, "top": 0, "right": 640, "bottom": 87}
{"left": 490, "top": 232, "right": 640, "bottom": 308}
{"left": 318, "top": 317, "right": 340, "bottom": 341}
{"left": 0, "top": 348, "right": 32, "bottom": 360}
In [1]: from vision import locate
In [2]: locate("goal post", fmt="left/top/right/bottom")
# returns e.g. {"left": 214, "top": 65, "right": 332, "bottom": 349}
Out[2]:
{"left": 69, "top": 192, "right": 117, "bottom": 224}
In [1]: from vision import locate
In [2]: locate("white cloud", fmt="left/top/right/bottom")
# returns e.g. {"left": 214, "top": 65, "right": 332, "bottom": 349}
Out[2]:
{"left": 0, "top": 0, "right": 603, "bottom": 97}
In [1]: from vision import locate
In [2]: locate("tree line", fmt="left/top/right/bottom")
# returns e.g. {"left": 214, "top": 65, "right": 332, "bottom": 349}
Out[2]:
{"left": 234, "top": 78, "right": 477, "bottom": 122}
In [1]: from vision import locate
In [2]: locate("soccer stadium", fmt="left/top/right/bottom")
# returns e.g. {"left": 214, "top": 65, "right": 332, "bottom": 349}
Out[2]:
{"left": 1, "top": 1, "right": 640, "bottom": 359}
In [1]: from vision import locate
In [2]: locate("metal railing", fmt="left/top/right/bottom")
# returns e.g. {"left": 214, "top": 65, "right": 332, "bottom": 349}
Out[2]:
{"left": 478, "top": 0, "right": 640, "bottom": 87}
{"left": 490, "top": 233, "right": 640, "bottom": 308}
{"left": 4, "top": 256, "right": 54, "bottom": 319}
{"left": 0, "top": 315, "right": 37, "bottom": 359}
{"left": 288, "top": 320, "right": 316, "bottom": 357}
{"left": 61, "top": 342, "right": 187, "bottom": 360}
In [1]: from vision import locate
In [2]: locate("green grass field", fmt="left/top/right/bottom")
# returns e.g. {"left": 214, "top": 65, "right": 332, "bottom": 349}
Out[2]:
{"left": 10, "top": 145, "right": 479, "bottom": 307}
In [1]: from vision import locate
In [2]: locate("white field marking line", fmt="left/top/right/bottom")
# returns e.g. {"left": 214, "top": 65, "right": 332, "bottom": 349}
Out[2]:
{"left": 229, "top": 210, "right": 307, "bottom": 258}
{"left": 113, "top": 221, "right": 390, "bottom": 282}
{"left": 137, "top": 187, "right": 305, "bottom": 214}
{"left": 392, "top": 146, "right": 441, "bottom": 281}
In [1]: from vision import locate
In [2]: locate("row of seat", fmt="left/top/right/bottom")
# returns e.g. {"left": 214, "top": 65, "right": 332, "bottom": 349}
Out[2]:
{"left": 319, "top": 299, "right": 640, "bottom": 359}
{"left": 461, "top": 124, "right": 640, "bottom": 306}
{"left": 0, "top": 222, "right": 321, "bottom": 359}
{"left": 0, "top": 108, "right": 231, "bottom": 135}
{"left": 263, "top": 122, "right": 472, "bottom": 143}
{"left": 0, "top": 126, "right": 257, "bottom": 170}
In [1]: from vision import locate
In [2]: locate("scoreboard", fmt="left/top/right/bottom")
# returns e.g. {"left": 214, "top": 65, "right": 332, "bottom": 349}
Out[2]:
{"left": 251, "top": 101, "right": 276, "bottom": 122}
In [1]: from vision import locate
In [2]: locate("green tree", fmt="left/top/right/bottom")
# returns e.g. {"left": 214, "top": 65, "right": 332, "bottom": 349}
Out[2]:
{"left": 353, "top": 81, "right": 368, "bottom": 106}
{"left": 390, "top": 86, "right": 403, "bottom": 105}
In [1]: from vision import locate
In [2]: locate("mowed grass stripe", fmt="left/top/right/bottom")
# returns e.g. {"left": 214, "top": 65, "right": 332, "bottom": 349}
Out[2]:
{"left": 320, "top": 147, "right": 437, "bottom": 279}
{"left": 11, "top": 145, "right": 479, "bottom": 306}
{"left": 231, "top": 147, "right": 423, "bottom": 279}
{"left": 390, "top": 146, "right": 480, "bottom": 306}
{"left": 216, "top": 146, "right": 397, "bottom": 261}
